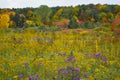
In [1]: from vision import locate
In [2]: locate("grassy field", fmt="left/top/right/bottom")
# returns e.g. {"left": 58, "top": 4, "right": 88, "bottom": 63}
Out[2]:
{"left": 0, "top": 28, "right": 120, "bottom": 80}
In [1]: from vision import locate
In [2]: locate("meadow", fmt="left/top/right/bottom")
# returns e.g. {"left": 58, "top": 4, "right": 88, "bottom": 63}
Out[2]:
{"left": 0, "top": 27, "right": 120, "bottom": 80}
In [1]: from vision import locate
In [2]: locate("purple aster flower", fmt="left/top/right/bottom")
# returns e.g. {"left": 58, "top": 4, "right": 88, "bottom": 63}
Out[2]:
{"left": 35, "top": 74, "right": 39, "bottom": 80}
{"left": 64, "top": 69, "right": 68, "bottom": 74}
{"left": 64, "top": 56, "right": 76, "bottom": 63}
{"left": 18, "top": 74, "right": 23, "bottom": 78}
{"left": 95, "top": 53, "right": 101, "bottom": 57}
{"left": 28, "top": 76, "right": 33, "bottom": 80}
{"left": 65, "top": 56, "right": 73, "bottom": 62}
{"left": 74, "top": 68, "right": 80, "bottom": 72}
{"left": 58, "top": 68, "right": 64, "bottom": 74}
{"left": 74, "top": 76, "right": 81, "bottom": 80}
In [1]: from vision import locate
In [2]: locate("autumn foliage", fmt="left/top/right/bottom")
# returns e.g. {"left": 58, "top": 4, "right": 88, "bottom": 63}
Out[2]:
{"left": 112, "top": 17, "right": 120, "bottom": 34}
{"left": 0, "top": 4, "right": 120, "bottom": 29}
{"left": 0, "top": 14, "right": 10, "bottom": 28}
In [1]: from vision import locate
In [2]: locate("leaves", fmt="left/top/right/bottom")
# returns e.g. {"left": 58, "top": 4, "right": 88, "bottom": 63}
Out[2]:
{"left": 0, "top": 14, "right": 10, "bottom": 28}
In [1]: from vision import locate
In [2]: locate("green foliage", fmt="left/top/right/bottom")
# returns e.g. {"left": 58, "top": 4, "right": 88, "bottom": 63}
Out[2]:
{"left": 52, "top": 8, "right": 63, "bottom": 22}
{"left": 34, "top": 5, "right": 52, "bottom": 26}
{"left": 68, "top": 16, "right": 79, "bottom": 28}
{"left": 12, "top": 14, "right": 26, "bottom": 28}
{"left": 94, "top": 27, "right": 112, "bottom": 32}
{"left": 62, "top": 7, "right": 74, "bottom": 19}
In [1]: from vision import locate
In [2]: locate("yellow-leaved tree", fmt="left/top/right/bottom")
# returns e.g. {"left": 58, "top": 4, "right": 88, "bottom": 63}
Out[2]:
{"left": 0, "top": 14, "right": 10, "bottom": 28}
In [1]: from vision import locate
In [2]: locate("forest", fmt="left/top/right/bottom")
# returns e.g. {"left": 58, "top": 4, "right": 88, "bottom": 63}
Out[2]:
{"left": 0, "top": 4, "right": 120, "bottom": 29}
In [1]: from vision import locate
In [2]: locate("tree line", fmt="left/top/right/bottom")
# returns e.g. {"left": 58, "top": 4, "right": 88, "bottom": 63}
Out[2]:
{"left": 0, "top": 4, "right": 120, "bottom": 29}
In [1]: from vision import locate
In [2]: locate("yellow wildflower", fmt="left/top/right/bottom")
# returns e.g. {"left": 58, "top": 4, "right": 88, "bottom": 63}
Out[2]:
{"left": 13, "top": 75, "right": 18, "bottom": 79}
{"left": 95, "top": 68, "right": 99, "bottom": 73}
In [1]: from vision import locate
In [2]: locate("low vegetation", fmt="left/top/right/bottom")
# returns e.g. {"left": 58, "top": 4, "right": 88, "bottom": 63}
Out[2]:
{"left": 0, "top": 28, "right": 119, "bottom": 80}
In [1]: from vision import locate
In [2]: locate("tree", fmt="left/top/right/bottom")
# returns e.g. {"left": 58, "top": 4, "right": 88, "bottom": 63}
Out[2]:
{"left": 0, "top": 14, "right": 10, "bottom": 28}
{"left": 74, "top": 6, "right": 80, "bottom": 17}
{"left": 68, "top": 16, "right": 79, "bottom": 29}
{"left": 26, "top": 9, "right": 33, "bottom": 20}
{"left": 52, "top": 8, "right": 63, "bottom": 22}
{"left": 34, "top": 5, "right": 52, "bottom": 26}
{"left": 1, "top": 8, "right": 8, "bottom": 13}
{"left": 18, "top": 14, "right": 26, "bottom": 27}
{"left": 8, "top": 11, "right": 16, "bottom": 27}
{"left": 13, "top": 13, "right": 26, "bottom": 28}
{"left": 61, "top": 7, "right": 74, "bottom": 19}
{"left": 115, "top": 5, "right": 120, "bottom": 13}
{"left": 111, "top": 17, "right": 120, "bottom": 34}
{"left": 98, "top": 12, "right": 108, "bottom": 23}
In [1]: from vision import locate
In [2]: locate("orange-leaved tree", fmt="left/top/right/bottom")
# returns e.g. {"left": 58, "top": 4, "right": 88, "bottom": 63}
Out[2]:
{"left": 111, "top": 17, "right": 120, "bottom": 34}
